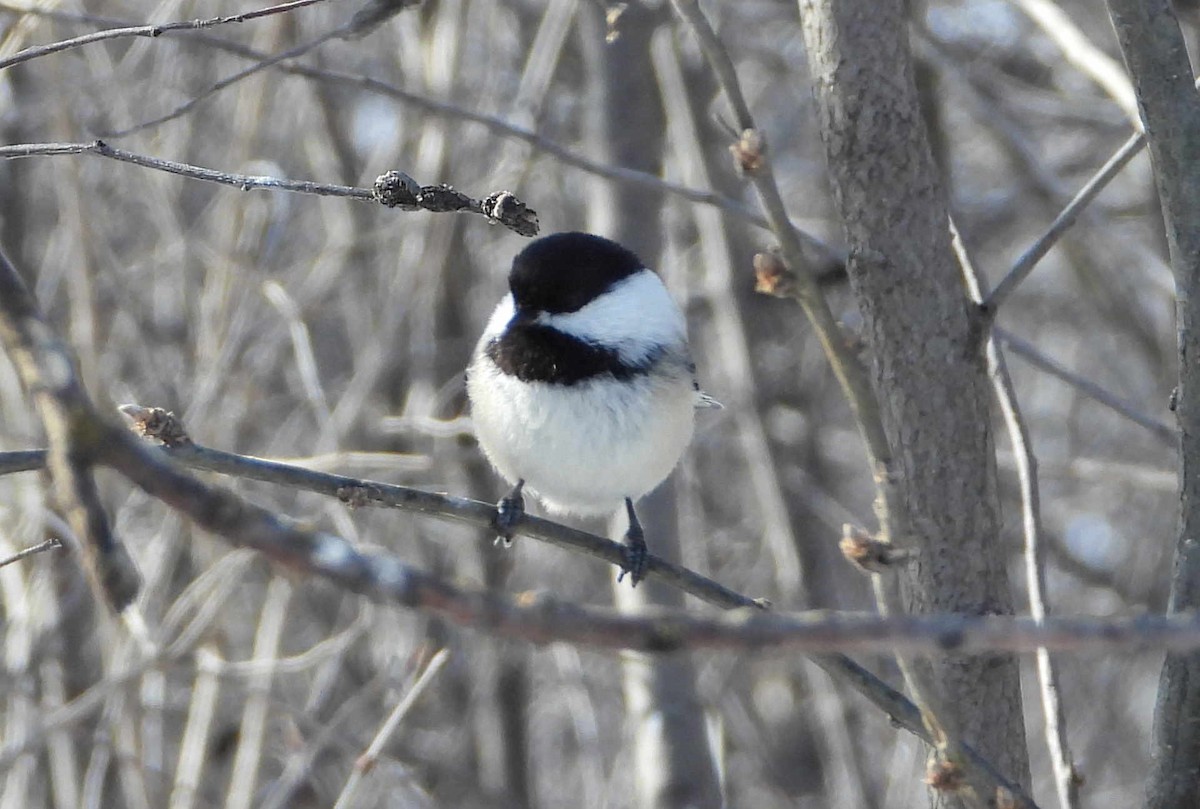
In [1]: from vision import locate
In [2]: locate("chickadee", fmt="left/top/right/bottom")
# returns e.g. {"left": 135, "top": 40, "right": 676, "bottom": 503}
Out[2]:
{"left": 466, "top": 232, "right": 717, "bottom": 586}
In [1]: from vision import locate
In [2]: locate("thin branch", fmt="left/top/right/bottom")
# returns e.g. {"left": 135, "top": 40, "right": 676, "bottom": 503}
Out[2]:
{"left": 994, "top": 342, "right": 1081, "bottom": 809}
{"left": 0, "top": 537, "right": 62, "bottom": 569}
{"left": 159, "top": 444, "right": 756, "bottom": 609}
{"left": 100, "top": 27, "right": 347, "bottom": 139}
{"left": 332, "top": 648, "right": 451, "bottom": 809}
{"left": 995, "top": 327, "right": 1174, "bottom": 445}
{"left": 1, "top": 407, "right": 756, "bottom": 612}
{"left": 983, "top": 131, "right": 1144, "bottom": 312}
{"left": 0, "top": 0, "right": 329, "bottom": 72}
{"left": 0, "top": 142, "right": 539, "bottom": 235}
{"left": 102, "top": 0, "right": 422, "bottom": 138}
{"left": 0, "top": 449, "right": 45, "bottom": 475}
{"left": 983, "top": 60, "right": 1200, "bottom": 312}
{"left": 953, "top": 221, "right": 1080, "bottom": 809}
{"left": 665, "top": 1, "right": 890, "bottom": 515}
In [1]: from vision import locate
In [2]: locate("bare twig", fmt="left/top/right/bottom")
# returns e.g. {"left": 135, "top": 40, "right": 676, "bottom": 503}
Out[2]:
{"left": 953, "top": 220, "right": 1080, "bottom": 809}
{"left": 101, "top": 27, "right": 347, "bottom": 139}
{"left": 332, "top": 648, "right": 451, "bottom": 809}
{"left": 983, "top": 132, "right": 1144, "bottom": 312}
{"left": 982, "top": 63, "right": 1200, "bottom": 312}
{"left": 0, "top": 142, "right": 539, "bottom": 235}
{"left": 0, "top": 537, "right": 62, "bottom": 569}
{"left": 995, "top": 327, "right": 1174, "bottom": 445}
{"left": 652, "top": 25, "right": 809, "bottom": 602}
{"left": 665, "top": 3, "right": 890, "bottom": 524}
{"left": 994, "top": 341, "right": 1081, "bottom": 809}
{"left": 102, "top": 0, "right": 424, "bottom": 138}
{"left": 0, "top": 0, "right": 329, "bottom": 71}
{"left": 7, "top": 406, "right": 756, "bottom": 612}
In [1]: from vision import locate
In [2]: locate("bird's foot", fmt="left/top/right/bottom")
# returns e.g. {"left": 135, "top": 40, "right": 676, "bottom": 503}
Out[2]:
{"left": 616, "top": 498, "right": 648, "bottom": 586}
{"left": 493, "top": 480, "right": 525, "bottom": 548}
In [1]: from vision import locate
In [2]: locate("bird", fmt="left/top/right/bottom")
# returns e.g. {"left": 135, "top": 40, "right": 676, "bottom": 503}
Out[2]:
{"left": 466, "top": 231, "right": 717, "bottom": 586}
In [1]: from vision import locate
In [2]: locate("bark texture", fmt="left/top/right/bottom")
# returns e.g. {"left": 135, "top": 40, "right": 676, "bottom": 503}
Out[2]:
{"left": 1104, "top": 4, "right": 1200, "bottom": 808}
{"left": 797, "top": 0, "right": 1031, "bottom": 797}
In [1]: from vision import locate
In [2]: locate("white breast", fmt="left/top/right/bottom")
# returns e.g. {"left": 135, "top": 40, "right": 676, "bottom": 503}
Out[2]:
{"left": 468, "top": 354, "right": 695, "bottom": 515}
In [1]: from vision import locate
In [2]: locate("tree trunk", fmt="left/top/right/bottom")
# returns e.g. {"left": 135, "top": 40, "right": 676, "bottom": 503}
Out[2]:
{"left": 1103, "top": 4, "right": 1200, "bottom": 808}
{"left": 797, "top": 0, "right": 1032, "bottom": 800}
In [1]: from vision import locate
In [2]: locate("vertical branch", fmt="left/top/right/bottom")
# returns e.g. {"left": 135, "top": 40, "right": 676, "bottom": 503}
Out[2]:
{"left": 170, "top": 648, "right": 221, "bottom": 809}
{"left": 665, "top": 0, "right": 892, "bottom": 487}
{"left": 1103, "top": 4, "right": 1200, "bottom": 808}
{"left": 953, "top": 222, "right": 1080, "bottom": 809}
{"left": 224, "top": 577, "right": 292, "bottom": 809}
{"left": 992, "top": 342, "right": 1079, "bottom": 809}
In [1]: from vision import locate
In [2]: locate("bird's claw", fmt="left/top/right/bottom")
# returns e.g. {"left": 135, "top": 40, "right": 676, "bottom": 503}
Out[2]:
{"left": 493, "top": 480, "right": 525, "bottom": 547}
{"left": 616, "top": 531, "right": 648, "bottom": 587}
{"left": 616, "top": 497, "right": 649, "bottom": 586}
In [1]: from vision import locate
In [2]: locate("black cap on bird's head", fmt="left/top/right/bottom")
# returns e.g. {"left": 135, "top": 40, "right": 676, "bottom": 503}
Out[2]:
{"left": 508, "top": 232, "right": 645, "bottom": 315}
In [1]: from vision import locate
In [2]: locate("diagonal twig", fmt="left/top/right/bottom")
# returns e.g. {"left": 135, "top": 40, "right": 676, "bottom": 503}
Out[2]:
{"left": 995, "top": 327, "right": 1173, "bottom": 445}
{"left": 983, "top": 132, "right": 1144, "bottom": 312}
{"left": 100, "top": 0, "right": 421, "bottom": 138}
{"left": 0, "top": 142, "right": 539, "bottom": 236}
{"left": 0, "top": 0, "right": 329, "bottom": 72}
{"left": 100, "top": 27, "right": 347, "bottom": 139}
{"left": 0, "top": 428, "right": 756, "bottom": 612}
{"left": 0, "top": 537, "right": 62, "bottom": 569}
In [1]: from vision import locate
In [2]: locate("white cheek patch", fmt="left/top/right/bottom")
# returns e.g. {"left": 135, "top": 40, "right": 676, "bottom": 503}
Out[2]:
{"left": 540, "top": 269, "right": 687, "bottom": 364}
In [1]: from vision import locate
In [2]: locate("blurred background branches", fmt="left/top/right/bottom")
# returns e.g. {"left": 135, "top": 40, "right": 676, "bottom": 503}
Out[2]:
{"left": 0, "top": 1, "right": 1186, "bottom": 807}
